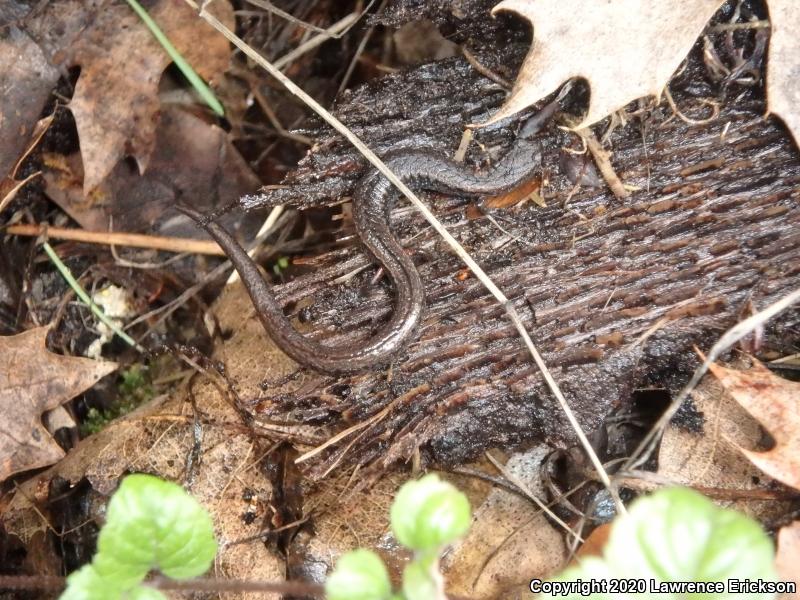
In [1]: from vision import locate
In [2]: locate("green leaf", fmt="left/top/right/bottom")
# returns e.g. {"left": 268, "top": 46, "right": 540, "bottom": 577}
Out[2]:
{"left": 401, "top": 558, "right": 442, "bottom": 600}
{"left": 93, "top": 474, "right": 217, "bottom": 585}
{"left": 125, "top": 586, "right": 167, "bottom": 600}
{"left": 325, "top": 549, "right": 392, "bottom": 600}
{"left": 550, "top": 488, "right": 776, "bottom": 600}
{"left": 390, "top": 474, "right": 471, "bottom": 552}
{"left": 605, "top": 488, "right": 775, "bottom": 585}
{"left": 61, "top": 565, "right": 123, "bottom": 600}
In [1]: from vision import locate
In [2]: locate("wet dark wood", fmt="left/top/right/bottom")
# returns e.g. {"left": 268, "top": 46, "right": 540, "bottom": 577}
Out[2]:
{"left": 241, "top": 3, "right": 799, "bottom": 478}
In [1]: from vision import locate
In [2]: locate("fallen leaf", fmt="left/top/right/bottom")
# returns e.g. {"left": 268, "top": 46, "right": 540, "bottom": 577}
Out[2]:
{"left": 708, "top": 359, "right": 800, "bottom": 491}
{"left": 42, "top": 106, "right": 260, "bottom": 236}
{"left": 765, "top": 0, "right": 800, "bottom": 147}
{"left": 65, "top": 0, "right": 234, "bottom": 194}
{"left": 573, "top": 523, "right": 611, "bottom": 561}
{"left": 0, "top": 114, "right": 53, "bottom": 214}
{"left": 0, "top": 26, "right": 59, "bottom": 182}
{"left": 486, "top": 0, "right": 725, "bottom": 127}
{"left": 393, "top": 19, "right": 460, "bottom": 65}
{"left": 0, "top": 327, "right": 117, "bottom": 482}
{"left": 775, "top": 521, "right": 800, "bottom": 598}
{"left": 655, "top": 367, "right": 793, "bottom": 522}
{"left": 444, "top": 447, "right": 565, "bottom": 599}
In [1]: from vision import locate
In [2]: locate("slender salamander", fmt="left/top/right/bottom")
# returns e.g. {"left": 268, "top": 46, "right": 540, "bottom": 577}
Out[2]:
{"left": 183, "top": 116, "right": 542, "bottom": 375}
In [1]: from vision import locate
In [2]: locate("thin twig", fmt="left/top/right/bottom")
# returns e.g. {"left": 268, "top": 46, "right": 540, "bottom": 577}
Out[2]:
{"left": 242, "top": 0, "right": 339, "bottom": 36}
{"left": 7, "top": 223, "right": 225, "bottom": 255}
{"left": 336, "top": 0, "right": 388, "bottom": 96}
{"left": 708, "top": 20, "right": 770, "bottom": 32}
{"left": 462, "top": 46, "right": 512, "bottom": 89}
{"left": 582, "top": 130, "right": 629, "bottom": 199}
{"left": 183, "top": 0, "right": 621, "bottom": 513}
{"left": 273, "top": 12, "right": 359, "bottom": 70}
{"left": 664, "top": 86, "right": 720, "bottom": 126}
{"left": 485, "top": 452, "right": 583, "bottom": 543}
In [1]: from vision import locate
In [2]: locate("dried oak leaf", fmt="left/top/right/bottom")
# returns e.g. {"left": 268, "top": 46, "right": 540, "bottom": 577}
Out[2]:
{"left": 0, "top": 327, "right": 117, "bottom": 482}
{"left": 485, "top": 0, "right": 725, "bottom": 127}
{"left": 708, "top": 359, "right": 800, "bottom": 491}
{"left": 656, "top": 365, "right": 792, "bottom": 522}
{"left": 775, "top": 521, "right": 800, "bottom": 597}
{"left": 489, "top": 0, "right": 800, "bottom": 143}
{"left": 0, "top": 26, "right": 59, "bottom": 182}
{"left": 765, "top": 0, "right": 800, "bottom": 147}
{"left": 66, "top": 0, "right": 233, "bottom": 194}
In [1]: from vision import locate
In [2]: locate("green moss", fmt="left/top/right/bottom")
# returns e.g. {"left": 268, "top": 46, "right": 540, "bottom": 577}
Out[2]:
{"left": 81, "top": 365, "right": 155, "bottom": 435}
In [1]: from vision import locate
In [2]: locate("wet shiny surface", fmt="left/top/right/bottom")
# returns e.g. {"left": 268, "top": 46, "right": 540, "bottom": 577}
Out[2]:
{"left": 195, "top": 133, "right": 541, "bottom": 374}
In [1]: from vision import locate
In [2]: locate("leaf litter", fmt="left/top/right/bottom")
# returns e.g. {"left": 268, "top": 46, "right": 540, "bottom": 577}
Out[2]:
{"left": 708, "top": 359, "right": 800, "bottom": 491}
{"left": 485, "top": 0, "right": 800, "bottom": 146}
{"left": 1, "top": 0, "right": 800, "bottom": 592}
{"left": 64, "top": 0, "right": 234, "bottom": 194}
{"left": 0, "top": 327, "right": 117, "bottom": 482}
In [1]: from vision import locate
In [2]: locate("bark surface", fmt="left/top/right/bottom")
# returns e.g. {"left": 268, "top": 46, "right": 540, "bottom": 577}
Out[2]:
{"left": 238, "top": 3, "right": 799, "bottom": 477}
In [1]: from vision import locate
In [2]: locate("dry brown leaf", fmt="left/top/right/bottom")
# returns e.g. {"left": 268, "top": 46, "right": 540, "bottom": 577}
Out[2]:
{"left": 0, "top": 27, "right": 59, "bottom": 182}
{"left": 42, "top": 107, "right": 260, "bottom": 235}
{"left": 765, "top": 0, "right": 800, "bottom": 146}
{"left": 708, "top": 359, "right": 800, "bottom": 491}
{"left": 486, "top": 0, "right": 725, "bottom": 127}
{"left": 0, "top": 327, "right": 117, "bottom": 482}
{"left": 2, "top": 287, "right": 304, "bottom": 595}
{"left": 775, "top": 521, "right": 800, "bottom": 598}
{"left": 444, "top": 448, "right": 565, "bottom": 599}
{"left": 656, "top": 367, "right": 792, "bottom": 522}
{"left": 573, "top": 523, "right": 611, "bottom": 561}
{"left": 66, "top": 0, "right": 233, "bottom": 194}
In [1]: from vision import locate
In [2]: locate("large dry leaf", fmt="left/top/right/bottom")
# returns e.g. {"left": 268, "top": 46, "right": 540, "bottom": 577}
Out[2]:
{"left": 775, "top": 521, "right": 800, "bottom": 598}
{"left": 0, "top": 327, "right": 117, "bottom": 482}
{"left": 42, "top": 107, "right": 260, "bottom": 234}
{"left": 444, "top": 448, "right": 565, "bottom": 599}
{"left": 488, "top": 1, "right": 800, "bottom": 144}
{"left": 656, "top": 367, "right": 792, "bottom": 522}
{"left": 0, "top": 26, "right": 59, "bottom": 181}
{"left": 708, "top": 360, "right": 800, "bottom": 491}
{"left": 766, "top": 0, "right": 800, "bottom": 146}
{"left": 486, "top": 0, "right": 725, "bottom": 127}
{"left": 66, "top": 0, "right": 233, "bottom": 194}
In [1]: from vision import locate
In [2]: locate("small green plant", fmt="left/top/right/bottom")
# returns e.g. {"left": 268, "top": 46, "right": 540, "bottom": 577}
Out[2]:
{"left": 272, "top": 256, "right": 291, "bottom": 277}
{"left": 59, "top": 474, "right": 778, "bottom": 600}
{"left": 326, "top": 473, "right": 471, "bottom": 600}
{"left": 60, "top": 474, "right": 217, "bottom": 600}
{"left": 82, "top": 365, "right": 156, "bottom": 435}
{"left": 537, "top": 487, "right": 777, "bottom": 599}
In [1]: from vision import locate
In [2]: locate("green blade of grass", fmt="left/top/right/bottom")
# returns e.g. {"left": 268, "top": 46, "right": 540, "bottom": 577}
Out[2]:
{"left": 125, "top": 0, "right": 225, "bottom": 116}
{"left": 42, "top": 242, "right": 144, "bottom": 352}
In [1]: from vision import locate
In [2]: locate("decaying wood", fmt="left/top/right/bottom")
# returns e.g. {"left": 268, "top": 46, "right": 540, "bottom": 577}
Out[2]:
{"left": 234, "top": 6, "right": 799, "bottom": 479}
